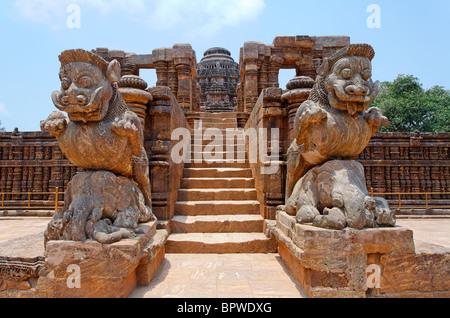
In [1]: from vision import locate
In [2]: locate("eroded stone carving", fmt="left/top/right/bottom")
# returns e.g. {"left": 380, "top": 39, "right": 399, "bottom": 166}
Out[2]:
{"left": 288, "top": 160, "right": 395, "bottom": 229}
{"left": 282, "top": 44, "right": 395, "bottom": 229}
{"left": 41, "top": 49, "right": 155, "bottom": 244}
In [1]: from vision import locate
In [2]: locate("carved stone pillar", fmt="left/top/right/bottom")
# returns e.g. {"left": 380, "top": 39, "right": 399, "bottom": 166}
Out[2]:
{"left": 168, "top": 61, "right": 178, "bottom": 96}
{"left": 281, "top": 76, "right": 314, "bottom": 144}
{"left": 146, "top": 86, "right": 173, "bottom": 220}
{"left": 175, "top": 63, "right": 193, "bottom": 111}
{"left": 0, "top": 167, "right": 6, "bottom": 195}
{"left": 33, "top": 145, "right": 44, "bottom": 200}
{"left": 236, "top": 83, "right": 244, "bottom": 113}
{"left": 154, "top": 60, "right": 169, "bottom": 87}
{"left": 192, "top": 82, "right": 201, "bottom": 112}
{"left": 244, "top": 58, "right": 259, "bottom": 113}
{"left": 118, "top": 74, "right": 153, "bottom": 128}
{"left": 258, "top": 59, "right": 269, "bottom": 92}
{"left": 268, "top": 56, "right": 284, "bottom": 88}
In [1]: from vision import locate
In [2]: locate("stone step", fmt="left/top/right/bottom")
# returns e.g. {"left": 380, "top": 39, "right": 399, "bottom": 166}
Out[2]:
{"left": 196, "top": 126, "right": 239, "bottom": 131}
{"left": 204, "top": 107, "right": 236, "bottom": 113}
{"left": 198, "top": 113, "right": 237, "bottom": 119}
{"left": 165, "top": 232, "right": 277, "bottom": 254}
{"left": 171, "top": 214, "right": 264, "bottom": 233}
{"left": 183, "top": 168, "right": 253, "bottom": 178}
{"left": 184, "top": 161, "right": 250, "bottom": 169}
{"left": 192, "top": 126, "right": 241, "bottom": 131}
{"left": 181, "top": 178, "right": 255, "bottom": 189}
{"left": 189, "top": 151, "right": 247, "bottom": 159}
{"left": 189, "top": 147, "right": 247, "bottom": 155}
{"left": 197, "top": 119, "right": 237, "bottom": 124}
{"left": 174, "top": 200, "right": 260, "bottom": 216}
{"left": 177, "top": 188, "right": 257, "bottom": 201}
{"left": 191, "top": 138, "right": 246, "bottom": 146}
{"left": 196, "top": 116, "right": 236, "bottom": 121}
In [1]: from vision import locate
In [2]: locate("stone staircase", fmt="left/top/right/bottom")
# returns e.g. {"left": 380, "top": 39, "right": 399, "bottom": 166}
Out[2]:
{"left": 166, "top": 113, "right": 277, "bottom": 253}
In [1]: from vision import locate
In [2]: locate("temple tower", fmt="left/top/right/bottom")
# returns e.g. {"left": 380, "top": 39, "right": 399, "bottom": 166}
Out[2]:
{"left": 197, "top": 47, "right": 240, "bottom": 113}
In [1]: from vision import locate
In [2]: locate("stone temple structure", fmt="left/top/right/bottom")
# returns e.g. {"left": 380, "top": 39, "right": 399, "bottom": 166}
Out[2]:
{"left": 197, "top": 47, "right": 240, "bottom": 113}
{"left": 0, "top": 35, "right": 449, "bottom": 299}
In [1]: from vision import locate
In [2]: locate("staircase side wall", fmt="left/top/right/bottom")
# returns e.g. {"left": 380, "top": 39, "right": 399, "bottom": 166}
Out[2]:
{"left": 146, "top": 86, "right": 191, "bottom": 221}
{"left": 244, "top": 88, "right": 288, "bottom": 220}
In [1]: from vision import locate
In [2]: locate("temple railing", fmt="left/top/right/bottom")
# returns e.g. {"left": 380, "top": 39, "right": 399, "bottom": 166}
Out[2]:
{"left": 0, "top": 188, "right": 63, "bottom": 212}
{"left": 371, "top": 189, "right": 450, "bottom": 213}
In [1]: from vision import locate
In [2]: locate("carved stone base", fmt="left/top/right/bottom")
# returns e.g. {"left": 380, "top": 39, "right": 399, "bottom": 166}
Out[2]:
{"left": 35, "top": 221, "right": 167, "bottom": 298}
{"left": 273, "top": 211, "right": 417, "bottom": 298}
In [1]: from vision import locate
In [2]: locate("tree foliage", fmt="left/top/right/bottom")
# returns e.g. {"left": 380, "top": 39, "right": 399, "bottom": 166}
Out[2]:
{"left": 0, "top": 120, "right": 5, "bottom": 132}
{"left": 370, "top": 75, "right": 450, "bottom": 132}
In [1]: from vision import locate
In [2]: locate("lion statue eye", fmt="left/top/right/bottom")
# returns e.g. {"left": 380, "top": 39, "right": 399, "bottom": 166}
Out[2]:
{"left": 341, "top": 68, "right": 353, "bottom": 80}
{"left": 361, "top": 69, "right": 372, "bottom": 81}
{"left": 61, "top": 78, "right": 71, "bottom": 90}
{"left": 78, "top": 75, "right": 93, "bottom": 88}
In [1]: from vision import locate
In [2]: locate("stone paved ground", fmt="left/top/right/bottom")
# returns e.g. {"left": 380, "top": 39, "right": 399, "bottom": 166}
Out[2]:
{"left": 394, "top": 218, "right": 450, "bottom": 252}
{"left": 0, "top": 217, "right": 449, "bottom": 298}
{"left": 0, "top": 217, "right": 50, "bottom": 259}
{"left": 130, "top": 253, "right": 308, "bottom": 298}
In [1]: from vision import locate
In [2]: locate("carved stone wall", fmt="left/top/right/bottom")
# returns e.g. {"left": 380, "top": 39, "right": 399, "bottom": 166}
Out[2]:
{"left": 0, "top": 131, "right": 78, "bottom": 208}
{"left": 1, "top": 131, "right": 448, "bottom": 214}
{"left": 244, "top": 88, "right": 288, "bottom": 220}
{"left": 358, "top": 132, "right": 450, "bottom": 213}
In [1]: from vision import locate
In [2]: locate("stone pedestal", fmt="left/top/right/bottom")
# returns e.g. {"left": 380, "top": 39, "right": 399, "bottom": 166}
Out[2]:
{"left": 272, "top": 211, "right": 416, "bottom": 298}
{"left": 36, "top": 221, "right": 167, "bottom": 298}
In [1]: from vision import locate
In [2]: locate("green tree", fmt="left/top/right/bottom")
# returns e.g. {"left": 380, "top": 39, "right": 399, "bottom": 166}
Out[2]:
{"left": 0, "top": 120, "right": 5, "bottom": 132}
{"left": 370, "top": 75, "right": 450, "bottom": 132}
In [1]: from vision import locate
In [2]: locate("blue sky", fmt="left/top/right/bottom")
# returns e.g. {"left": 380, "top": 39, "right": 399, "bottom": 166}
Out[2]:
{"left": 0, "top": 0, "right": 449, "bottom": 131}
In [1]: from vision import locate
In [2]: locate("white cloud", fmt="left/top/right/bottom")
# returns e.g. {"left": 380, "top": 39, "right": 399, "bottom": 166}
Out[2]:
{"left": 0, "top": 102, "right": 11, "bottom": 117}
{"left": 11, "top": 0, "right": 266, "bottom": 34}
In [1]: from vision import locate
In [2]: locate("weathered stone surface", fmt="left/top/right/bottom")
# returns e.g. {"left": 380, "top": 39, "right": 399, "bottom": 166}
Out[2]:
{"left": 166, "top": 232, "right": 277, "bottom": 254}
{"left": 277, "top": 212, "right": 414, "bottom": 254}
{"left": 36, "top": 221, "right": 162, "bottom": 298}
{"left": 285, "top": 44, "right": 387, "bottom": 197}
{"left": 41, "top": 49, "right": 155, "bottom": 244}
{"left": 285, "top": 160, "right": 396, "bottom": 229}
{"left": 282, "top": 44, "right": 394, "bottom": 230}
{"left": 45, "top": 171, "right": 154, "bottom": 245}
{"left": 273, "top": 210, "right": 417, "bottom": 298}
{"left": 380, "top": 252, "right": 450, "bottom": 294}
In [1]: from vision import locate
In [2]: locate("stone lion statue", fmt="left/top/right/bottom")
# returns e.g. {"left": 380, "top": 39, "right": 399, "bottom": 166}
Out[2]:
{"left": 41, "top": 49, "right": 155, "bottom": 244}
{"left": 281, "top": 44, "right": 395, "bottom": 229}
